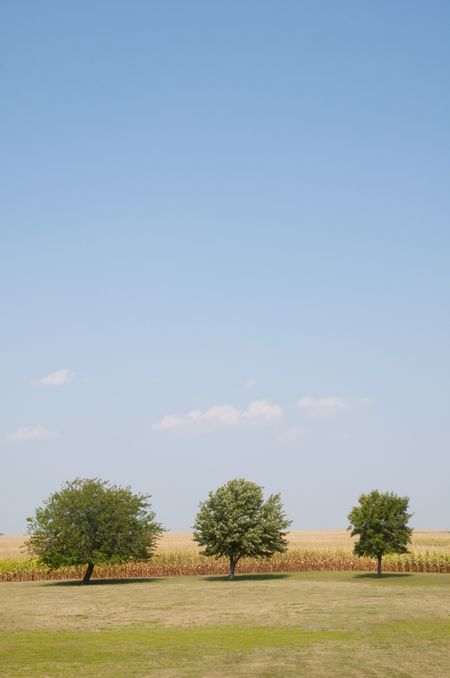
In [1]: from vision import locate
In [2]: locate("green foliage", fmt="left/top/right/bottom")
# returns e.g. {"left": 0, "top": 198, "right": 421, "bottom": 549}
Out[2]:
{"left": 193, "top": 478, "right": 291, "bottom": 577}
{"left": 348, "top": 490, "right": 412, "bottom": 573}
{"left": 26, "top": 478, "right": 163, "bottom": 582}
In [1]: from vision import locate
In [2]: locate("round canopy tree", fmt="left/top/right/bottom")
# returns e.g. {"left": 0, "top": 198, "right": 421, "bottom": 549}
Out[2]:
{"left": 348, "top": 489, "right": 412, "bottom": 576}
{"left": 27, "top": 478, "right": 163, "bottom": 583}
{"left": 193, "top": 478, "right": 291, "bottom": 579}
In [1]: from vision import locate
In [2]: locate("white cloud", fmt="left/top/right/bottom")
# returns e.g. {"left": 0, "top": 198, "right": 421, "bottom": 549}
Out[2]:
{"left": 244, "top": 400, "right": 282, "bottom": 421}
{"left": 279, "top": 427, "right": 303, "bottom": 441}
{"left": 153, "top": 399, "right": 282, "bottom": 431}
{"left": 296, "top": 396, "right": 373, "bottom": 416}
{"left": 37, "top": 368, "right": 75, "bottom": 386}
{"left": 242, "top": 378, "right": 256, "bottom": 391}
{"left": 9, "top": 425, "right": 58, "bottom": 442}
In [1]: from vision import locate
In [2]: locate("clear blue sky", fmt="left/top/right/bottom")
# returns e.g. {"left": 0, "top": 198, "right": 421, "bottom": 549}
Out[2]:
{"left": 1, "top": 1, "right": 449, "bottom": 532}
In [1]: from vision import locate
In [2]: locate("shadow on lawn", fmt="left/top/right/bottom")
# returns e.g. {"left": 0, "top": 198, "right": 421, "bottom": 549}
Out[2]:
{"left": 353, "top": 573, "right": 412, "bottom": 580}
{"left": 204, "top": 573, "right": 290, "bottom": 582}
{"left": 44, "top": 577, "right": 163, "bottom": 587}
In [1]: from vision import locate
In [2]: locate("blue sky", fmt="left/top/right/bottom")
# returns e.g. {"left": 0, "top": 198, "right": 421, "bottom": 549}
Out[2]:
{"left": 1, "top": 1, "right": 449, "bottom": 532}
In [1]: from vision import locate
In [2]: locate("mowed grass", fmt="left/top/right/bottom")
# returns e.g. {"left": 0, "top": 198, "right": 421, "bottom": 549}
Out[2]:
{"left": 1, "top": 572, "right": 449, "bottom": 676}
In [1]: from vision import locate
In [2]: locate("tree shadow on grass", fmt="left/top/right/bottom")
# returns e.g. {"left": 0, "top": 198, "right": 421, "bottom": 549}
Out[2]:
{"left": 203, "top": 573, "right": 290, "bottom": 582}
{"left": 44, "top": 577, "right": 163, "bottom": 587}
{"left": 353, "top": 573, "right": 412, "bottom": 580}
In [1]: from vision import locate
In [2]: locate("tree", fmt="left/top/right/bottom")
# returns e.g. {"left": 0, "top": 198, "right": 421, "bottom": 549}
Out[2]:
{"left": 27, "top": 478, "right": 163, "bottom": 584}
{"left": 193, "top": 478, "right": 291, "bottom": 579}
{"left": 348, "top": 490, "right": 412, "bottom": 576}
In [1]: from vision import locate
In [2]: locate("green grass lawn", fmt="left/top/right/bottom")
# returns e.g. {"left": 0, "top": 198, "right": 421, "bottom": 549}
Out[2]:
{"left": 1, "top": 572, "right": 449, "bottom": 676}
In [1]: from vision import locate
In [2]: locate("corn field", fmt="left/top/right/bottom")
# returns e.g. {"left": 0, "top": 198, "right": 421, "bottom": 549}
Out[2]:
{"left": 1, "top": 549, "right": 449, "bottom": 582}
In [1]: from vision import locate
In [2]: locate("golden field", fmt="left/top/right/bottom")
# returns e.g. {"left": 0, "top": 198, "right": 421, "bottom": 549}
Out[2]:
{"left": 2, "top": 530, "right": 450, "bottom": 560}
{"left": 1, "top": 530, "right": 449, "bottom": 582}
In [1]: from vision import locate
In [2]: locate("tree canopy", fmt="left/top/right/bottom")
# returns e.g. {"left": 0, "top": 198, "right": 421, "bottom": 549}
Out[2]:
{"left": 27, "top": 478, "right": 163, "bottom": 583}
{"left": 348, "top": 490, "right": 412, "bottom": 576}
{"left": 193, "top": 478, "right": 291, "bottom": 579}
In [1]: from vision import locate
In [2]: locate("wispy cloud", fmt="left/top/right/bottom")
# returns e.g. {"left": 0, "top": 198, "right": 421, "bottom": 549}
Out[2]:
{"left": 279, "top": 426, "right": 303, "bottom": 441}
{"left": 296, "top": 396, "right": 373, "bottom": 416}
{"left": 36, "top": 368, "right": 75, "bottom": 386}
{"left": 153, "top": 399, "right": 282, "bottom": 432}
{"left": 242, "top": 378, "right": 256, "bottom": 391}
{"left": 9, "top": 425, "right": 58, "bottom": 442}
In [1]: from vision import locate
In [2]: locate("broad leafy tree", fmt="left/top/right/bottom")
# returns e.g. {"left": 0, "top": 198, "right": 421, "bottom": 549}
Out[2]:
{"left": 27, "top": 478, "right": 163, "bottom": 583}
{"left": 348, "top": 490, "right": 412, "bottom": 576}
{"left": 193, "top": 478, "right": 291, "bottom": 579}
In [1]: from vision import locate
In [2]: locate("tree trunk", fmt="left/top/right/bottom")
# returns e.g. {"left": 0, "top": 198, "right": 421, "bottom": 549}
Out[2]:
{"left": 83, "top": 562, "right": 95, "bottom": 584}
{"left": 228, "top": 557, "right": 236, "bottom": 580}
{"left": 376, "top": 555, "right": 382, "bottom": 577}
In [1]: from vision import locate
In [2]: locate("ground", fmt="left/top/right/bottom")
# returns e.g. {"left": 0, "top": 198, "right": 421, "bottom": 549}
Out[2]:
{"left": 1, "top": 571, "right": 449, "bottom": 676}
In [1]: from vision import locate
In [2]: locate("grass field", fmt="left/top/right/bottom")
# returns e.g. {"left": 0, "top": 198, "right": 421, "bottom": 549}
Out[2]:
{"left": 1, "top": 571, "right": 449, "bottom": 676}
